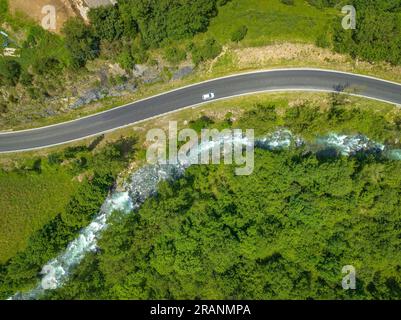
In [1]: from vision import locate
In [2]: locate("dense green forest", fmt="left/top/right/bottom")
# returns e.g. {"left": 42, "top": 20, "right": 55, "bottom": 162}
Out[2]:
{"left": 281, "top": 1, "right": 401, "bottom": 66}
{"left": 46, "top": 147, "right": 401, "bottom": 299}
{"left": 66, "top": 0, "right": 229, "bottom": 69}
{"left": 311, "top": 0, "right": 401, "bottom": 66}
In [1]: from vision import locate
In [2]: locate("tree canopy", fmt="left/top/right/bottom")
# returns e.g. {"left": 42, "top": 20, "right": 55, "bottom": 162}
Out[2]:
{"left": 322, "top": 0, "right": 401, "bottom": 65}
{"left": 62, "top": 18, "right": 100, "bottom": 68}
{"left": 47, "top": 148, "right": 401, "bottom": 299}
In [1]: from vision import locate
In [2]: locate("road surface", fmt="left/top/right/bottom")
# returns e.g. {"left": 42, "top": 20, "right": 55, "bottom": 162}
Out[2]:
{"left": 1, "top": 68, "right": 401, "bottom": 153}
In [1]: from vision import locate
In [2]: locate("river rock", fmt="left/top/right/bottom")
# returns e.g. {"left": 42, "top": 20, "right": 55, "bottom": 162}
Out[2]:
{"left": 172, "top": 66, "right": 194, "bottom": 80}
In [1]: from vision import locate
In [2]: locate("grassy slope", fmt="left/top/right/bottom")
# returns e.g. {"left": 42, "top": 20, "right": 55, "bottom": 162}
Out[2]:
{"left": 203, "top": 0, "right": 336, "bottom": 45}
{"left": 1, "top": 6, "right": 70, "bottom": 69}
{"left": 0, "top": 168, "right": 78, "bottom": 263}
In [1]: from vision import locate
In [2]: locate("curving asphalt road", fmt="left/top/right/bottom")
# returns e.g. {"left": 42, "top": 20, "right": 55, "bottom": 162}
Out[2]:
{"left": 1, "top": 68, "right": 401, "bottom": 153}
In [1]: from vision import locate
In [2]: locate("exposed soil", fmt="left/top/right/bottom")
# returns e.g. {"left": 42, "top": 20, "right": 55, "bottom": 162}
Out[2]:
{"left": 235, "top": 43, "right": 348, "bottom": 66}
{"left": 233, "top": 43, "right": 401, "bottom": 82}
{"left": 9, "top": 0, "right": 76, "bottom": 33}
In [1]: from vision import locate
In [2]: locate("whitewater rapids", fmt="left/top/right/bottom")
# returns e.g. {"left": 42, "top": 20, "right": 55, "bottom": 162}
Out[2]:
{"left": 9, "top": 130, "right": 401, "bottom": 299}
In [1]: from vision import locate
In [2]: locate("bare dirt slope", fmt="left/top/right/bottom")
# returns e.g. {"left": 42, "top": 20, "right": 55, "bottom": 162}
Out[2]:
{"left": 9, "top": 0, "right": 76, "bottom": 32}
{"left": 8, "top": 0, "right": 115, "bottom": 33}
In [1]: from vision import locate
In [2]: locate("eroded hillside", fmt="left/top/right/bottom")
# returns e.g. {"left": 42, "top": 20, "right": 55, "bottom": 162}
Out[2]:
{"left": 8, "top": 0, "right": 115, "bottom": 32}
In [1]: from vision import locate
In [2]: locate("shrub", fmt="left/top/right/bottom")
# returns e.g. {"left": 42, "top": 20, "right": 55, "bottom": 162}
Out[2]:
{"left": 88, "top": 5, "right": 125, "bottom": 41}
{"left": 217, "top": 0, "right": 231, "bottom": 5}
{"left": 22, "top": 25, "right": 46, "bottom": 49}
{"left": 0, "top": 60, "right": 21, "bottom": 86}
{"left": 117, "top": 47, "right": 135, "bottom": 71}
{"left": 315, "top": 33, "right": 330, "bottom": 48}
{"left": 189, "top": 115, "right": 215, "bottom": 132}
{"left": 281, "top": 0, "right": 295, "bottom": 5}
{"left": 19, "top": 71, "right": 33, "bottom": 86}
{"left": 231, "top": 25, "right": 248, "bottom": 42}
{"left": 26, "top": 87, "right": 43, "bottom": 100}
{"left": 125, "top": 0, "right": 218, "bottom": 47}
{"left": 191, "top": 38, "right": 222, "bottom": 65}
{"left": 307, "top": 0, "right": 349, "bottom": 9}
{"left": 0, "top": 101, "right": 7, "bottom": 114}
{"left": 130, "top": 43, "right": 148, "bottom": 65}
{"left": 62, "top": 18, "right": 100, "bottom": 68}
{"left": 164, "top": 47, "right": 187, "bottom": 64}
{"left": 0, "top": 0, "right": 8, "bottom": 21}
{"left": 32, "top": 57, "right": 62, "bottom": 76}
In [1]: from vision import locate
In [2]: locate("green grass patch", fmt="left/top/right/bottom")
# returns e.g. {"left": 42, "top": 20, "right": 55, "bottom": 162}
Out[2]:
{"left": 18, "top": 26, "right": 70, "bottom": 69}
{"left": 0, "top": 168, "right": 78, "bottom": 263}
{"left": 200, "top": 0, "right": 337, "bottom": 46}
{"left": 1, "top": 3, "right": 70, "bottom": 70}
